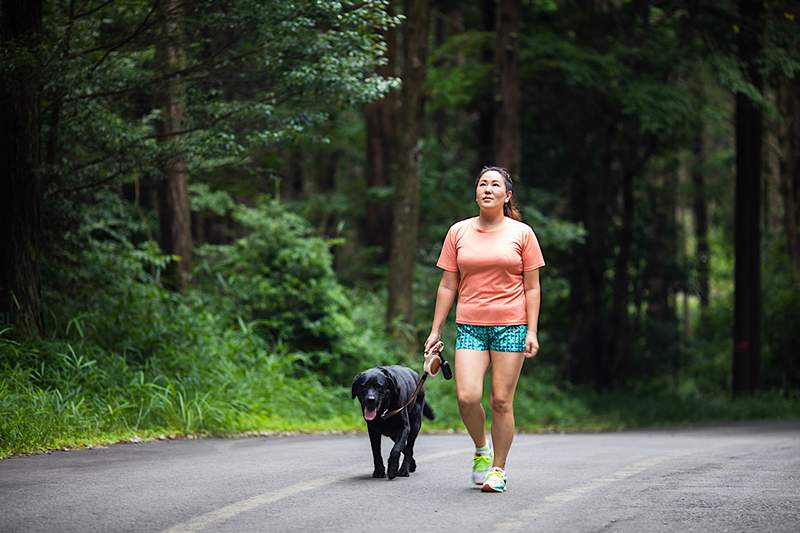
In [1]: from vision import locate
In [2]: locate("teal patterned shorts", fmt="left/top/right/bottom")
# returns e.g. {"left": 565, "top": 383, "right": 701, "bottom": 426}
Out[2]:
{"left": 455, "top": 324, "right": 528, "bottom": 352}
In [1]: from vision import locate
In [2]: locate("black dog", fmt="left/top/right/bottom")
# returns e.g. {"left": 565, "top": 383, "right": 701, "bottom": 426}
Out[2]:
{"left": 351, "top": 366, "right": 435, "bottom": 479}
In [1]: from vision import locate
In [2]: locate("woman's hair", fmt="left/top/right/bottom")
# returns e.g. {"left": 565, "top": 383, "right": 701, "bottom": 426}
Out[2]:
{"left": 475, "top": 166, "right": 522, "bottom": 221}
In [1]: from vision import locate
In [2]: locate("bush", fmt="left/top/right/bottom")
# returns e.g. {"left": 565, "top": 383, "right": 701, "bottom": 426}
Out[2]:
{"left": 195, "top": 199, "right": 392, "bottom": 383}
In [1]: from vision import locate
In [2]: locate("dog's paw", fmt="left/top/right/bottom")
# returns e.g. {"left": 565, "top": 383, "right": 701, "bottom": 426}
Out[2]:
{"left": 397, "top": 467, "right": 410, "bottom": 477}
{"left": 372, "top": 469, "right": 386, "bottom": 478}
{"left": 387, "top": 459, "right": 399, "bottom": 480}
{"left": 409, "top": 458, "right": 417, "bottom": 473}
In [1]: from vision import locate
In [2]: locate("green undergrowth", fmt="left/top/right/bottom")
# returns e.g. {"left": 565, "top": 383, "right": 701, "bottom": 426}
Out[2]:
{"left": 4, "top": 334, "right": 797, "bottom": 460}
{"left": 0, "top": 332, "right": 361, "bottom": 460}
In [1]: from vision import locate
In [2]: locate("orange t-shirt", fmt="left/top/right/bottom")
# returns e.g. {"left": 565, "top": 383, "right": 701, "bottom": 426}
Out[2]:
{"left": 436, "top": 217, "right": 545, "bottom": 326}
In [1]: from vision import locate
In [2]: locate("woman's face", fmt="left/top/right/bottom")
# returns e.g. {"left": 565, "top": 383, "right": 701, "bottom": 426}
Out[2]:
{"left": 475, "top": 170, "right": 511, "bottom": 211}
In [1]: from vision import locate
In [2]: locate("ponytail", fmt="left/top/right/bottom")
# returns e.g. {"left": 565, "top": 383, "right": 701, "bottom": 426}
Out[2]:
{"left": 476, "top": 165, "right": 523, "bottom": 221}
{"left": 504, "top": 197, "right": 522, "bottom": 221}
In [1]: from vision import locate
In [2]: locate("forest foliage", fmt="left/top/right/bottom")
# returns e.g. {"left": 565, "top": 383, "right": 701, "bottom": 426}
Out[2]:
{"left": 1, "top": 0, "right": 799, "bottom": 457}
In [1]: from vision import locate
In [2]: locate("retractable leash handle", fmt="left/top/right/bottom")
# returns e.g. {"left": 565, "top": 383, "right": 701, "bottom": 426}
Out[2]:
{"left": 423, "top": 344, "right": 453, "bottom": 380}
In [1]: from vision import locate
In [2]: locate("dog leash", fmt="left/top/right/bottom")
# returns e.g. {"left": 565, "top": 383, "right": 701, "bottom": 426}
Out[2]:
{"left": 380, "top": 348, "right": 452, "bottom": 420}
{"left": 380, "top": 373, "right": 429, "bottom": 420}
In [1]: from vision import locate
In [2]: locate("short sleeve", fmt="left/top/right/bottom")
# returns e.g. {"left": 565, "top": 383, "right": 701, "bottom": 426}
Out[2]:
{"left": 436, "top": 226, "right": 459, "bottom": 272}
{"left": 522, "top": 226, "right": 545, "bottom": 271}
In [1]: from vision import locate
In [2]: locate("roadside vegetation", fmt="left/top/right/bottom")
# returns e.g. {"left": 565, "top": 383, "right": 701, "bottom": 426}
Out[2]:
{"left": 2, "top": 199, "right": 797, "bottom": 459}
{"left": 2, "top": 1, "right": 799, "bottom": 459}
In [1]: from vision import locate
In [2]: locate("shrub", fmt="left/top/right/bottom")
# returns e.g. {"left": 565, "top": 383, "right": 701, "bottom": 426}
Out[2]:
{"left": 195, "top": 199, "right": 390, "bottom": 383}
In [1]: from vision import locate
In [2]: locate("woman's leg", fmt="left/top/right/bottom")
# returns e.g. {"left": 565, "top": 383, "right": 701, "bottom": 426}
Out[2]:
{"left": 488, "top": 351, "right": 525, "bottom": 469}
{"left": 455, "top": 348, "right": 491, "bottom": 447}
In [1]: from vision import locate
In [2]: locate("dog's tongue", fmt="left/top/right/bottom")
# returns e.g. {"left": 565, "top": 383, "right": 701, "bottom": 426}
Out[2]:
{"left": 363, "top": 406, "right": 378, "bottom": 421}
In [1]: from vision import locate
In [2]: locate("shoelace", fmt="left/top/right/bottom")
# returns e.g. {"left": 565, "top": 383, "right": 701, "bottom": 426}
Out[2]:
{"left": 473, "top": 454, "right": 492, "bottom": 469}
{"left": 485, "top": 468, "right": 506, "bottom": 483}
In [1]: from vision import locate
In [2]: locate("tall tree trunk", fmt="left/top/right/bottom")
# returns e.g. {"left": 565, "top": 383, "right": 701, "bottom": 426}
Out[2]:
{"left": 477, "top": 0, "right": 494, "bottom": 168}
{"left": 777, "top": 78, "right": 800, "bottom": 278}
{"left": 493, "top": 0, "right": 521, "bottom": 177}
{"left": 732, "top": 0, "right": 763, "bottom": 396}
{"left": 608, "top": 168, "right": 634, "bottom": 387}
{"left": 155, "top": 0, "right": 192, "bottom": 290}
{"left": 0, "top": 0, "right": 44, "bottom": 336}
{"left": 364, "top": 4, "right": 397, "bottom": 263}
{"left": 565, "top": 130, "right": 611, "bottom": 388}
{"left": 644, "top": 172, "right": 677, "bottom": 322}
{"left": 386, "top": 0, "right": 430, "bottom": 347}
{"left": 691, "top": 130, "right": 710, "bottom": 309}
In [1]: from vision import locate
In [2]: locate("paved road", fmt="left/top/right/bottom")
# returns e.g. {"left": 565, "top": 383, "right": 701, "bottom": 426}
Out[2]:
{"left": 1, "top": 421, "right": 798, "bottom": 532}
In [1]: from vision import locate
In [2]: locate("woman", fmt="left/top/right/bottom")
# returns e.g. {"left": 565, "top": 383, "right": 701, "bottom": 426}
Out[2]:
{"left": 423, "top": 166, "right": 544, "bottom": 493}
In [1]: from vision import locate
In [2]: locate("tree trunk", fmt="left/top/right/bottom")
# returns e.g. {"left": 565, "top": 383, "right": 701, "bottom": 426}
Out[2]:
{"left": 477, "top": 0, "right": 494, "bottom": 169}
{"left": 565, "top": 132, "right": 611, "bottom": 388}
{"left": 777, "top": 78, "right": 800, "bottom": 279}
{"left": 493, "top": 0, "right": 521, "bottom": 177}
{"left": 364, "top": 3, "right": 397, "bottom": 263}
{"left": 732, "top": 0, "right": 763, "bottom": 396}
{"left": 691, "top": 130, "right": 710, "bottom": 309}
{"left": 386, "top": 0, "right": 430, "bottom": 347}
{"left": 644, "top": 172, "right": 677, "bottom": 322}
{"left": 0, "top": 0, "right": 44, "bottom": 336}
{"left": 155, "top": 0, "right": 192, "bottom": 290}
{"left": 607, "top": 168, "right": 634, "bottom": 387}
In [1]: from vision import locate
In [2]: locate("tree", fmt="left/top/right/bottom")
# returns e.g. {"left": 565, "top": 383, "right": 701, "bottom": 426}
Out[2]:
{"left": 692, "top": 129, "right": 710, "bottom": 308}
{"left": 0, "top": 0, "right": 44, "bottom": 336}
{"left": 155, "top": 0, "right": 192, "bottom": 289}
{"left": 732, "top": 0, "right": 764, "bottom": 395}
{"left": 364, "top": 1, "right": 398, "bottom": 263}
{"left": 777, "top": 78, "right": 800, "bottom": 278}
{"left": 493, "top": 0, "right": 520, "bottom": 176}
{"left": 477, "top": 0, "right": 495, "bottom": 167}
{"left": 386, "top": 0, "right": 431, "bottom": 345}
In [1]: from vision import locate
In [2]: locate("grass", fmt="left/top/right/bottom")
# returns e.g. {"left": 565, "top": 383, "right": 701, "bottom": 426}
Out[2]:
{"left": 3, "top": 351, "right": 798, "bottom": 460}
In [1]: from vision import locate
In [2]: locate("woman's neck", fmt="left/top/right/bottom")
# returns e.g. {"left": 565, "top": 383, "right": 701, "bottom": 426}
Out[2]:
{"left": 477, "top": 209, "right": 505, "bottom": 228}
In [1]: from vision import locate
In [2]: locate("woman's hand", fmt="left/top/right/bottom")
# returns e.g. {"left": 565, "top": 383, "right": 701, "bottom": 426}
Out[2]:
{"left": 524, "top": 331, "right": 539, "bottom": 358}
{"left": 423, "top": 331, "right": 442, "bottom": 356}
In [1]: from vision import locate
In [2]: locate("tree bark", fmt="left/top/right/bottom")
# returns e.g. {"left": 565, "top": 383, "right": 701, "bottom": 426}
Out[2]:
{"left": 691, "top": 130, "right": 710, "bottom": 308}
{"left": 565, "top": 131, "right": 611, "bottom": 388}
{"left": 493, "top": 0, "right": 521, "bottom": 177}
{"left": 364, "top": 3, "right": 397, "bottom": 263}
{"left": 476, "top": 0, "right": 495, "bottom": 169}
{"left": 777, "top": 78, "right": 800, "bottom": 279}
{"left": 732, "top": 0, "right": 763, "bottom": 396}
{"left": 0, "top": 0, "right": 44, "bottom": 336}
{"left": 643, "top": 172, "right": 677, "bottom": 323}
{"left": 155, "top": 0, "right": 192, "bottom": 290}
{"left": 386, "top": 0, "right": 430, "bottom": 346}
{"left": 607, "top": 168, "right": 634, "bottom": 387}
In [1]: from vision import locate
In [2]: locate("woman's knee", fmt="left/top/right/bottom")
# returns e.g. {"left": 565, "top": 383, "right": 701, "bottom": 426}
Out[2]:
{"left": 457, "top": 391, "right": 483, "bottom": 409}
{"left": 490, "top": 395, "right": 513, "bottom": 414}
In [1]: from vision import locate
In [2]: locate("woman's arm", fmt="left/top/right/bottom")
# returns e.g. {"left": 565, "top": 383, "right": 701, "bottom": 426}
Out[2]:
{"left": 423, "top": 270, "right": 459, "bottom": 352}
{"left": 523, "top": 268, "right": 541, "bottom": 358}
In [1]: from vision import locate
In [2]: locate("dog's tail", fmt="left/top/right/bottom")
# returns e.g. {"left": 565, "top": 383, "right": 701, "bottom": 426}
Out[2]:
{"left": 423, "top": 401, "right": 435, "bottom": 420}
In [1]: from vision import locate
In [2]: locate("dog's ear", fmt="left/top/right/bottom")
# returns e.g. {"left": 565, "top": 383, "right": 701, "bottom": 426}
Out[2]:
{"left": 379, "top": 367, "right": 398, "bottom": 397}
{"left": 351, "top": 373, "right": 366, "bottom": 399}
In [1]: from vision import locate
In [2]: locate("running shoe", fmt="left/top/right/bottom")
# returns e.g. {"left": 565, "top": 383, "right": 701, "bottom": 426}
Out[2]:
{"left": 481, "top": 466, "right": 507, "bottom": 493}
{"left": 472, "top": 450, "right": 493, "bottom": 485}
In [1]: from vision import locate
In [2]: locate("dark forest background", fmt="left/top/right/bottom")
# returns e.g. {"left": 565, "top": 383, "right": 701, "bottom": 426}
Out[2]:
{"left": 2, "top": 0, "right": 799, "bottom": 457}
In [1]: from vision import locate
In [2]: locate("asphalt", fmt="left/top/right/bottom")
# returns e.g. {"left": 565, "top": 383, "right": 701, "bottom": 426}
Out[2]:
{"left": 1, "top": 421, "right": 798, "bottom": 532}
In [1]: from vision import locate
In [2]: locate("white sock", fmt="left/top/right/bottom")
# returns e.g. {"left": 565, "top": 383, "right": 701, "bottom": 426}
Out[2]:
{"left": 475, "top": 442, "right": 492, "bottom": 456}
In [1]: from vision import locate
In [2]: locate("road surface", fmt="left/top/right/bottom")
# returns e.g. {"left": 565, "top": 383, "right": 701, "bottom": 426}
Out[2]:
{"left": 1, "top": 421, "right": 798, "bottom": 532}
